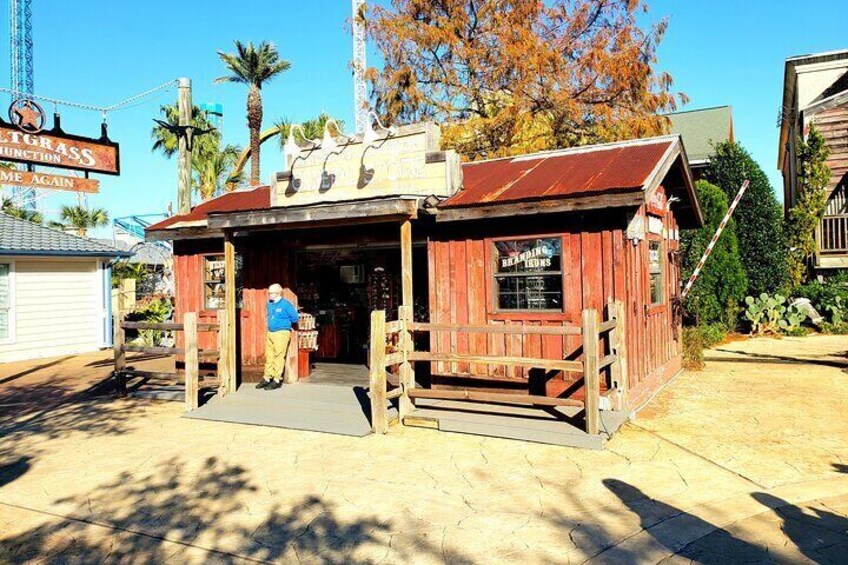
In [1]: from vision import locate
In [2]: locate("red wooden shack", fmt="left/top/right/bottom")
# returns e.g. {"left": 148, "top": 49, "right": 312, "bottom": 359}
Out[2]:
{"left": 147, "top": 126, "right": 701, "bottom": 434}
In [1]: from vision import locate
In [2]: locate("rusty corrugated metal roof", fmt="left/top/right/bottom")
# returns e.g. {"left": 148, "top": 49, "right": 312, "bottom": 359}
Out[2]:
{"left": 442, "top": 138, "right": 676, "bottom": 208}
{"left": 146, "top": 186, "right": 271, "bottom": 232}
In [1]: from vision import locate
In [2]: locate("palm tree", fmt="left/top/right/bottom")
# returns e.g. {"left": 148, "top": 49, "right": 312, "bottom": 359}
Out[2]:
{"left": 274, "top": 113, "right": 340, "bottom": 150}
{"left": 195, "top": 143, "right": 244, "bottom": 199}
{"left": 215, "top": 40, "right": 291, "bottom": 186}
{"left": 1, "top": 197, "right": 43, "bottom": 224}
{"left": 59, "top": 205, "right": 109, "bottom": 237}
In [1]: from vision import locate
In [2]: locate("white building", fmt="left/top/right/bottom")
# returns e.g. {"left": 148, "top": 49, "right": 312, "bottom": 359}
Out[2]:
{"left": 0, "top": 214, "right": 129, "bottom": 363}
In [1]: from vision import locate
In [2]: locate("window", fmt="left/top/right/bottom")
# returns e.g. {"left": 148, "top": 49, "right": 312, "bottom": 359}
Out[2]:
{"left": 494, "top": 238, "right": 563, "bottom": 311}
{"left": 649, "top": 240, "right": 663, "bottom": 305}
{"left": 202, "top": 255, "right": 244, "bottom": 310}
{"left": 0, "top": 263, "right": 11, "bottom": 340}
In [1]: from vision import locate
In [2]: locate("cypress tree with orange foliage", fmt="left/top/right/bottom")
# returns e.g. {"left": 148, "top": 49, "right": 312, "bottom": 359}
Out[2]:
{"left": 364, "top": 0, "right": 686, "bottom": 159}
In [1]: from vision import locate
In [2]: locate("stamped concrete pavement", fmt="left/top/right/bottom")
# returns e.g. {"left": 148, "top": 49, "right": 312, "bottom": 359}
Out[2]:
{"left": 0, "top": 335, "right": 846, "bottom": 563}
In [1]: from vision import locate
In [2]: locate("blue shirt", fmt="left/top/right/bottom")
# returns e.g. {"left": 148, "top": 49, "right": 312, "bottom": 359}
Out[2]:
{"left": 267, "top": 298, "right": 299, "bottom": 332}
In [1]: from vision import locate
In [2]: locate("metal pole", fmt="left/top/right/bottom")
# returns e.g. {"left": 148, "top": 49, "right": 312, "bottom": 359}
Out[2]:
{"left": 177, "top": 77, "right": 192, "bottom": 215}
{"left": 681, "top": 179, "right": 750, "bottom": 300}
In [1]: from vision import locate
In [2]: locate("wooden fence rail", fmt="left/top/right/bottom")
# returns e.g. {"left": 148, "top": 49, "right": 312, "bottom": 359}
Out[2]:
{"left": 113, "top": 310, "right": 230, "bottom": 411}
{"left": 369, "top": 300, "right": 628, "bottom": 437}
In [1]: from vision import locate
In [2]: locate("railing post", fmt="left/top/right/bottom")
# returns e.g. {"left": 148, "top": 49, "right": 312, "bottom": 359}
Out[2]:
{"left": 398, "top": 304, "right": 415, "bottom": 419}
{"left": 609, "top": 299, "right": 629, "bottom": 411}
{"left": 184, "top": 312, "right": 199, "bottom": 412}
{"left": 582, "top": 308, "right": 600, "bottom": 435}
{"left": 217, "top": 309, "right": 230, "bottom": 397}
{"left": 369, "top": 309, "right": 388, "bottom": 433}
{"left": 113, "top": 312, "right": 126, "bottom": 397}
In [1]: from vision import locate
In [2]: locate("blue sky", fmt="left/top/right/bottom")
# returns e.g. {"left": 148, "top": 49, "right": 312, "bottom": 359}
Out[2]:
{"left": 2, "top": 0, "right": 847, "bottom": 237}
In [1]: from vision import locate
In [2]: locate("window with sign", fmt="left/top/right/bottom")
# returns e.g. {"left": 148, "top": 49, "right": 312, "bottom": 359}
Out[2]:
{"left": 494, "top": 238, "right": 563, "bottom": 311}
{"left": 649, "top": 240, "right": 663, "bottom": 305}
{"left": 202, "top": 255, "right": 243, "bottom": 310}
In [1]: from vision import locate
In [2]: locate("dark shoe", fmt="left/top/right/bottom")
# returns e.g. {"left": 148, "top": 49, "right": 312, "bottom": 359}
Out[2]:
{"left": 256, "top": 379, "right": 271, "bottom": 389}
{"left": 265, "top": 380, "right": 282, "bottom": 390}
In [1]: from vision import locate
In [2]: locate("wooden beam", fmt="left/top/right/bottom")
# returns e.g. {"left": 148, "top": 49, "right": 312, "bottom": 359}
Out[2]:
{"left": 282, "top": 288, "right": 299, "bottom": 384}
{"left": 400, "top": 220, "right": 413, "bottom": 309}
{"left": 120, "top": 321, "right": 219, "bottom": 331}
{"left": 398, "top": 305, "right": 415, "bottom": 419}
{"left": 407, "top": 388, "right": 585, "bottom": 408}
{"left": 609, "top": 299, "right": 629, "bottom": 411}
{"left": 409, "top": 322, "right": 582, "bottom": 336}
{"left": 184, "top": 312, "right": 199, "bottom": 411}
{"left": 121, "top": 345, "right": 219, "bottom": 357}
{"left": 435, "top": 192, "right": 644, "bottom": 222}
{"left": 582, "top": 309, "right": 600, "bottom": 435}
{"left": 207, "top": 197, "right": 419, "bottom": 230}
{"left": 408, "top": 351, "right": 583, "bottom": 373}
{"left": 177, "top": 78, "right": 192, "bottom": 215}
{"left": 217, "top": 309, "right": 231, "bottom": 397}
{"left": 113, "top": 313, "right": 126, "bottom": 397}
{"left": 369, "top": 310, "right": 388, "bottom": 434}
{"left": 224, "top": 233, "right": 238, "bottom": 392}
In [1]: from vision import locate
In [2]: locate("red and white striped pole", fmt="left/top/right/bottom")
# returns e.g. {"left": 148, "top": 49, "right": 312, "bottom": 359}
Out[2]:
{"left": 680, "top": 179, "right": 750, "bottom": 300}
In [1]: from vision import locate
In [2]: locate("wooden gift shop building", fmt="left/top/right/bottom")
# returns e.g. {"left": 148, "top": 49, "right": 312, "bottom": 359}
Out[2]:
{"left": 147, "top": 123, "right": 701, "bottom": 446}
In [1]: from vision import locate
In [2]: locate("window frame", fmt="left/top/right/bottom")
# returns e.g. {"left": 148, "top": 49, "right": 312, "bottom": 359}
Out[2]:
{"left": 489, "top": 235, "right": 565, "bottom": 314}
{"left": 647, "top": 237, "right": 665, "bottom": 308}
{"left": 201, "top": 253, "right": 227, "bottom": 311}
{"left": 0, "top": 260, "right": 16, "bottom": 344}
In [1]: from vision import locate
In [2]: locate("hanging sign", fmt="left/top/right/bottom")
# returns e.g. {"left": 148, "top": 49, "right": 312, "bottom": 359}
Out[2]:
{"left": 0, "top": 169, "right": 99, "bottom": 193}
{"left": 0, "top": 99, "right": 120, "bottom": 175}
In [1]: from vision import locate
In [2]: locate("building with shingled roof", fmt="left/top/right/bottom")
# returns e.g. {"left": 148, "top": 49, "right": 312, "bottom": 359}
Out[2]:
{"left": 0, "top": 213, "right": 129, "bottom": 362}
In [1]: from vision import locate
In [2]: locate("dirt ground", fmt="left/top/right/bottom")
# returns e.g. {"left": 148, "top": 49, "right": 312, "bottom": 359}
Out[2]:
{"left": 1, "top": 335, "right": 846, "bottom": 564}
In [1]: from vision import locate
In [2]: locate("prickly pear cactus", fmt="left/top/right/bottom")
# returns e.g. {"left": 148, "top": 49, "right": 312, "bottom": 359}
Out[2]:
{"left": 744, "top": 293, "right": 805, "bottom": 334}
{"left": 824, "top": 296, "right": 845, "bottom": 325}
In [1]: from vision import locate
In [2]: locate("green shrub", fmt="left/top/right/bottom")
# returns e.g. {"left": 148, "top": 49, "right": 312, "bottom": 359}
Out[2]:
{"left": 682, "top": 327, "right": 705, "bottom": 371}
{"left": 700, "top": 323, "right": 728, "bottom": 348}
{"left": 796, "top": 272, "right": 848, "bottom": 323}
{"left": 680, "top": 180, "right": 747, "bottom": 326}
{"left": 821, "top": 321, "right": 848, "bottom": 335}
{"left": 703, "top": 141, "right": 788, "bottom": 296}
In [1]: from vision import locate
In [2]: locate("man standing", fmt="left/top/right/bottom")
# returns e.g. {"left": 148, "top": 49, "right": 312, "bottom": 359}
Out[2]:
{"left": 257, "top": 283, "right": 299, "bottom": 390}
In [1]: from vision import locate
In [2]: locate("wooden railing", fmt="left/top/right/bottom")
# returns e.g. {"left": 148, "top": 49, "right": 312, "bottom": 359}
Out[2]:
{"left": 819, "top": 214, "right": 848, "bottom": 254}
{"left": 113, "top": 310, "right": 232, "bottom": 411}
{"left": 369, "top": 300, "right": 628, "bottom": 436}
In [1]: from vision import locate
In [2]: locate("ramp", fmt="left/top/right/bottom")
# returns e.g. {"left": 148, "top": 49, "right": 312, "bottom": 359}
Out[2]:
{"left": 185, "top": 382, "right": 395, "bottom": 437}
{"left": 407, "top": 399, "right": 629, "bottom": 449}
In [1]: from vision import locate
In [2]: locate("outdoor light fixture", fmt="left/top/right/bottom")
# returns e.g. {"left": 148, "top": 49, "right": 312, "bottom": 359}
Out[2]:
{"left": 284, "top": 124, "right": 320, "bottom": 167}
{"left": 363, "top": 111, "right": 396, "bottom": 147}
{"left": 321, "top": 119, "right": 354, "bottom": 155}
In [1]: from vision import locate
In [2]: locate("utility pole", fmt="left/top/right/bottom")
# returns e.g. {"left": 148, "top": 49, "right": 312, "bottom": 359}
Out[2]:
{"left": 177, "top": 78, "right": 192, "bottom": 215}
{"left": 352, "top": 0, "right": 367, "bottom": 134}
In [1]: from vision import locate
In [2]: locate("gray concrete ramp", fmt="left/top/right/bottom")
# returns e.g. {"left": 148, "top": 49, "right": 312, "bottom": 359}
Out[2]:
{"left": 185, "top": 382, "right": 395, "bottom": 437}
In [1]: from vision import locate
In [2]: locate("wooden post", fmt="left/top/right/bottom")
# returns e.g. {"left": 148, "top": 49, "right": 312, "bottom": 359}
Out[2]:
{"left": 216, "top": 309, "right": 230, "bottom": 397}
{"left": 369, "top": 309, "right": 388, "bottom": 433}
{"left": 398, "top": 304, "right": 415, "bottom": 419}
{"left": 400, "top": 219, "right": 413, "bottom": 309}
{"left": 224, "top": 233, "right": 238, "bottom": 392}
{"left": 113, "top": 313, "right": 126, "bottom": 397}
{"left": 608, "top": 299, "right": 629, "bottom": 411}
{"left": 282, "top": 288, "right": 299, "bottom": 384}
{"left": 184, "top": 312, "right": 199, "bottom": 411}
{"left": 177, "top": 77, "right": 192, "bottom": 215}
{"left": 582, "top": 308, "right": 600, "bottom": 435}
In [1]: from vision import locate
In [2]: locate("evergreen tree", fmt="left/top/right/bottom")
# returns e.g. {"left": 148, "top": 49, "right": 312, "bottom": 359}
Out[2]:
{"left": 703, "top": 141, "right": 788, "bottom": 295}
{"left": 681, "top": 180, "right": 748, "bottom": 327}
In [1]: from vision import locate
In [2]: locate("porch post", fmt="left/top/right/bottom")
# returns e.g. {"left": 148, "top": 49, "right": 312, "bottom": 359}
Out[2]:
{"left": 224, "top": 231, "right": 238, "bottom": 393}
{"left": 399, "top": 219, "right": 415, "bottom": 417}
{"left": 400, "top": 219, "right": 413, "bottom": 309}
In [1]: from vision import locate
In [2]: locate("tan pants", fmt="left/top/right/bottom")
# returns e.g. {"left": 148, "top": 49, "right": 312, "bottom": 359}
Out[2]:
{"left": 263, "top": 330, "right": 292, "bottom": 382}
